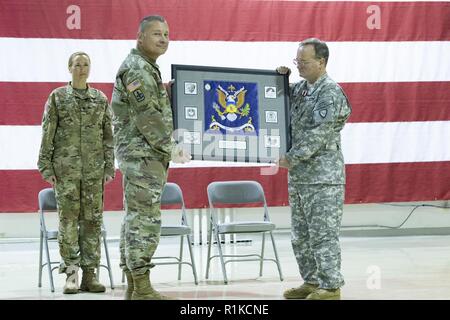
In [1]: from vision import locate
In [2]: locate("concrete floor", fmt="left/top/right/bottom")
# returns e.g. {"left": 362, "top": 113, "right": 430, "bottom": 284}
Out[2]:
{"left": 1, "top": 232, "right": 450, "bottom": 300}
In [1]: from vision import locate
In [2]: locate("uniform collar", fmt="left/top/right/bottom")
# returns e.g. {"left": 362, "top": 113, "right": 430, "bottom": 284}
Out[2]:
{"left": 131, "top": 48, "right": 159, "bottom": 69}
{"left": 306, "top": 73, "right": 328, "bottom": 94}
{"left": 67, "top": 82, "right": 96, "bottom": 99}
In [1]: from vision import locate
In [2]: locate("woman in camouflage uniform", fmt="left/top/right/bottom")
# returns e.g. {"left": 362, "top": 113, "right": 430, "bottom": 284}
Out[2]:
{"left": 38, "top": 52, "right": 115, "bottom": 294}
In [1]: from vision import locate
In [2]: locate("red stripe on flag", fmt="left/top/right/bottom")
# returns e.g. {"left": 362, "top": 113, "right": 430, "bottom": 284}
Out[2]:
{"left": 346, "top": 162, "right": 450, "bottom": 203}
{"left": 0, "top": 82, "right": 113, "bottom": 125}
{"left": 1, "top": 81, "right": 449, "bottom": 125}
{"left": 341, "top": 82, "right": 450, "bottom": 123}
{"left": 1, "top": 162, "right": 449, "bottom": 212}
{"left": 1, "top": 0, "right": 449, "bottom": 41}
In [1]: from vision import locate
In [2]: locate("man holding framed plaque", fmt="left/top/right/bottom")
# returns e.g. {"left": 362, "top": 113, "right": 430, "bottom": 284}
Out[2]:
{"left": 278, "top": 38, "right": 352, "bottom": 300}
{"left": 111, "top": 15, "right": 189, "bottom": 300}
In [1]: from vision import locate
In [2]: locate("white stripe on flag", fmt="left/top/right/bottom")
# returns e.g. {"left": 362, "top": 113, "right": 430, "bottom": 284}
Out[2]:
{"left": 2, "top": 38, "right": 450, "bottom": 83}
{"left": 342, "top": 121, "right": 450, "bottom": 164}
{"left": 1, "top": 121, "right": 450, "bottom": 170}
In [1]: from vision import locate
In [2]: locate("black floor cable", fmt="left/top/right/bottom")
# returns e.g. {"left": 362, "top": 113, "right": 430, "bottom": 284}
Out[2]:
{"left": 341, "top": 203, "right": 450, "bottom": 229}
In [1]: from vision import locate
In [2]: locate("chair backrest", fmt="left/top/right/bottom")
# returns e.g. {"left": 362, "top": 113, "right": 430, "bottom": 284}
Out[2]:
{"left": 207, "top": 180, "right": 266, "bottom": 205}
{"left": 161, "top": 182, "right": 188, "bottom": 225}
{"left": 38, "top": 188, "right": 58, "bottom": 236}
{"left": 161, "top": 183, "right": 184, "bottom": 206}
{"left": 207, "top": 181, "right": 270, "bottom": 223}
{"left": 38, "top": 188, "right": 57, "bottom": 211}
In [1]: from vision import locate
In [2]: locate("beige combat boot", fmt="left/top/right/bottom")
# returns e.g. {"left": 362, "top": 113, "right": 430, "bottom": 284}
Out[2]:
{"left": 283, "top": 282, "right": 319, "bottom": 299}
{"left": 80, "top": 268, "right": 106, "bottom": 293}
{"left": 131, "top": 270, "right": 173, "bottom": 300}
{"left": 306, "top": 288, "right": 341, "bottom": 300}
{"left": 123, "top": 269, "right": 134, "bottom": 300}
{"left": 63, "top": 265, "right": 79, "bottom": 294}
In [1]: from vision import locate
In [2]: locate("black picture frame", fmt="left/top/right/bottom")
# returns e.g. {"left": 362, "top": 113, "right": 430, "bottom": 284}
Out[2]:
{"left": 171, "top": 64, "right": 291, "bottom": 163}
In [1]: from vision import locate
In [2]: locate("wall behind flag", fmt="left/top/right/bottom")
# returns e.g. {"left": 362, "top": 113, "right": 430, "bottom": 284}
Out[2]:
{"left": 1, "top": 0, "right": 449, "bottom": 212}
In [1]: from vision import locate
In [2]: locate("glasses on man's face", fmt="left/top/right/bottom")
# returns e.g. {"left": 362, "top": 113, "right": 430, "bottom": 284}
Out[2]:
{"left": 293, "top": 58, "right": 315, "bottom": 66}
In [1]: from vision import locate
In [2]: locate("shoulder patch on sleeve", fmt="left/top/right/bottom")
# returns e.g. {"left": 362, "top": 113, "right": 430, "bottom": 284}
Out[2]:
{"left": 132, "top": 89, "right": 146, "bottom": 102}
{"left": 313, "top": 100, "right": 334, "bottom": 123}
{"left": 319, "top": 109, "right": 328, "bottom": 118}
{"left": 315, "top": 100, "right": 333, "bottom": 110}
{"left": 127, "top": 79, "right": 142, "bottom": 92}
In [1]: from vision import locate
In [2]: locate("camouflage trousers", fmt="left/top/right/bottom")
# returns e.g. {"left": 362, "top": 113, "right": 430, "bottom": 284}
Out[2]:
{"left": 288, "top": 183, "right": 345, "bottom": 289}
{"left": 53, "top": 178, "right": 104, "bottom": 273}
{"left": 119, "top": 157, "right": 168, "bottom": 275}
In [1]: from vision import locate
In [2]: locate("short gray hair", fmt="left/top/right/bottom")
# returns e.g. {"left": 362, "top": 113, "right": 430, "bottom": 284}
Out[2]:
{"left": 300, "top": 38, "right": 329, "bottom": 65}
{"left": 138, "top": 15, "right": 166, "bottom": 33}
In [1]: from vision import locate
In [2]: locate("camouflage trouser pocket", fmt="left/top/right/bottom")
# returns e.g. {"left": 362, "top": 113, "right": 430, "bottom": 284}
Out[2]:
{"left": 123, "top": 158, "right": 167, "bottom": 208}
{"left": 81, "top": 179, "right": 104, "bottom": 222}
{"left": 54, "top": 179, "right": 80, "bottom": 220}
{"left": 52, "top": 159, "right": 63, "bottom": 179}
{"left": 309, "top": 185, "right": 344, "bottom": 235}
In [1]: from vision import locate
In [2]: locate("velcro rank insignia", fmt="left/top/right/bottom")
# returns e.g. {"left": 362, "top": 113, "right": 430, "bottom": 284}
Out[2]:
{"left": 319, "top": 109, "right": 327, "bottom": 118}
{"left": 127, "top": 79, "right": 142, "bottom": 92}
{"left": 133, "top": 89, "right": 146, "bottom": 102}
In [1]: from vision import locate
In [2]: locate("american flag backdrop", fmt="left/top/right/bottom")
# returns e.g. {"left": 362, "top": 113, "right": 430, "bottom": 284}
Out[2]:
{"left": 0, "top": 0, "right": 449, "bottom": 212}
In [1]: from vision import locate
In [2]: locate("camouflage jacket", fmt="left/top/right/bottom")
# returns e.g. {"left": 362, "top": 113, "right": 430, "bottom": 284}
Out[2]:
{"left": 285, "top": 73, "right": 351, "bottom": 184}
{"left": 111, "top": 48, "right": 174, "bottom": 165}
{"left": 37, "top": 83, "right": 115, "bottom": 181}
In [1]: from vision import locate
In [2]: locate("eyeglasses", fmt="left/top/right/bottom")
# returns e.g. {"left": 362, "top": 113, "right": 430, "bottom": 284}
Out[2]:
{"left": 293, "top": 58, "right": 316, "bottom": 66}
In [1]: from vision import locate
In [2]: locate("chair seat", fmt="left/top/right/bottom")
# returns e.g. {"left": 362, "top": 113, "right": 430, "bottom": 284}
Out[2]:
{"left": 206, "top": 181, "right": 283, "bottom": 284}
{"left": 46, "top": 230, "right": 58, "bottom": 240}
{"left": 161, "top": 225, "right": 191, "bottom": 236}
{"left": 217, "top": 221, "right": 275, "bottom": 234}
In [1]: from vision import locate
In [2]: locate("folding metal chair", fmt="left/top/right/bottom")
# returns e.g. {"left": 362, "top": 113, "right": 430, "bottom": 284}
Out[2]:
{"left": 205, "top": 180, "right": 283, "bottom": 284}
{"left": 121, "top": 182, "right": 198, "bottom": 284}
{"left": 154, "top": 182, "right": 198, "bottom": 284}
{"left": 37, "top": 188, "right": 114, "bottom": 292}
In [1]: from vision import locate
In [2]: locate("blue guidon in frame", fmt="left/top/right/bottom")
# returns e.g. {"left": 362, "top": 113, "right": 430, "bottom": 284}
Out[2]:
{"left": 204, "top": 80, "right": 259, "bottom": 136}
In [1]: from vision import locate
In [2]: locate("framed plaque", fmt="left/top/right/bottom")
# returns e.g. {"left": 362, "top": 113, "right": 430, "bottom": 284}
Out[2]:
{"left": 171, "top": 64, "right": 291, "bottom": 163}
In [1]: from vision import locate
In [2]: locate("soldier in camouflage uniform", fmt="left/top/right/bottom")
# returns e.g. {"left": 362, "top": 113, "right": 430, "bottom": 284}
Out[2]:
{"left": 111, "top": 15, "right": 190, "bottom": 300}
{"left": 38, "top": 52, "right": 115, "bottom": 294}
{"left": 277, "top": 39, "right": 352, "bottom": 300}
